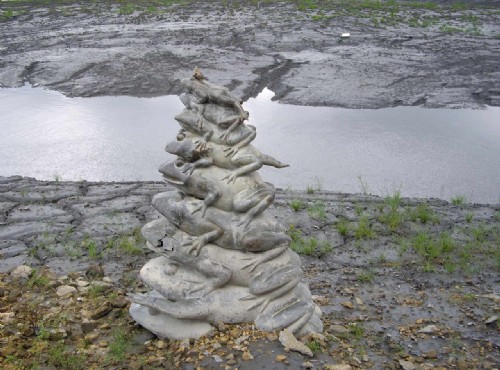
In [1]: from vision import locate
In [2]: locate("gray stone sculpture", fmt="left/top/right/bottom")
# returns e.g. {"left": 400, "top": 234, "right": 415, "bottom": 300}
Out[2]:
{"left": 129, "top": 68, "right": 323, "bottom": 339}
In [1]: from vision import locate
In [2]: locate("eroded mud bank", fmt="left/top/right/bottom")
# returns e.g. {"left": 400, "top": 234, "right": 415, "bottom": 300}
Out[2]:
{"left": 1, "top": 0, "right": 499, "bottom": 108}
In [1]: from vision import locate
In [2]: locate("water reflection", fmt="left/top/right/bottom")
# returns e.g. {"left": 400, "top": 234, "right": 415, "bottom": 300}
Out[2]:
{"left": 0, "top": 85, "right": 499, "bottom": 203}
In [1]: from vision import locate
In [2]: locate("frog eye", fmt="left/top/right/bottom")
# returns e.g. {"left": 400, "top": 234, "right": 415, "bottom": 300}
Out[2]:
{"left": 175, "top": 159, "right": 184, "bottom": 168}
{"left": 176, "top": 130, "right": 186, "bottom": 141}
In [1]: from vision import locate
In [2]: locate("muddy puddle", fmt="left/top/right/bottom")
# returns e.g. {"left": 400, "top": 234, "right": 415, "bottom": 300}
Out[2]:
{"left": 1, "top": 85, "right": 499, "bottom": 203}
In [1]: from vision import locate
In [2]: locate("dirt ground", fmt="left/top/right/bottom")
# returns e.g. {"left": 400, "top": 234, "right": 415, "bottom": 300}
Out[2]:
{"left": 0, "top": 176, "right": 498, "bottom": 369}
{"left": 0, "top": 0, "right": 500, "bottom": 108}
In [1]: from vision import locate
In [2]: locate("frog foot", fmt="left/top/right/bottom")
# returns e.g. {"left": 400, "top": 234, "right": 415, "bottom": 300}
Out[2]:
{"left": 187, "top": 282, "right": 217, "bottom": 299}
{"left": 234, "top": 214, "right": 252, "bottom": 230}
{"left": 223, "top": 146, "right": 239, "bottom": 158}
{"left": 188, "top": 238, "right": 205, "bottom": 256}
{"left": 192, "top": 201, "right": 207, "bottom": 218}
{"left": 221, "top": 172, "right": 238, "bottom": 184}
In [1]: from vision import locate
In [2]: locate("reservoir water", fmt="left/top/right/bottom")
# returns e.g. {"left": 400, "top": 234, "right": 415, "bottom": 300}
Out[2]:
{"left": 1, "top": 85, "right": 499, "bottom": 203}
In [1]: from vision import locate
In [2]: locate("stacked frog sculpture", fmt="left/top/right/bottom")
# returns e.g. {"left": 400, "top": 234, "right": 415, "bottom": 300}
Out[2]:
{"left": 129, "top": 68, "right": 323, "bottom": 339}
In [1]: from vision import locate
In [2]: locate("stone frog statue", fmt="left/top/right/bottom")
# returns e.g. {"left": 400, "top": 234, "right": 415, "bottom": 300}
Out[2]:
{"left": 159, "top": 158, "right": 275, "bottom": 229}
{"left": 166, "top": 130, "right": 289, "bottom": 183}
{"left": 151, "top": 191, "right": 291, "bottom": 255}
{"left": 175, "top": 107, "right": 256, "bottom": 155}
{"left": 180, "top": 74, "right": 249, "bottom": 123}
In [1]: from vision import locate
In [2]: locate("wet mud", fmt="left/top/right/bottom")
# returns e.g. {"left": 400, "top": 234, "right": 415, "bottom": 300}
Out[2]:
{"left": 1, "top": 0, "right": 499, "bottom": 108}
{"left": 0, "top": 176, "right": 498, "bottom": 368}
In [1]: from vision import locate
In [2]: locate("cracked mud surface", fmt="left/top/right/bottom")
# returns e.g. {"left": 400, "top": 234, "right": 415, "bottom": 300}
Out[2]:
{"left": 0, "top": 176, "right": 498, "bottom": 368}
{"left": 1, "top": 0, "right": 500, "bottom": 108}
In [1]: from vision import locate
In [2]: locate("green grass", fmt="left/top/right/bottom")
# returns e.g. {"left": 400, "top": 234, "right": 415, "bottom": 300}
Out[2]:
{"left": 354, "top": 215, "right": 375, "bottom": 239}
{"left": 335, "top": 218, "right": 350, "bottom": 236}
{"left": 452, "top": 194, "right": 467, "bottom": 205}
{"left": 82, "top": 237, "right": 99, "bottom": 258}
{"left": 286, "top": 225, "right": 331, "bottom": 257}
{"left": 357, "top": 270, "right": 375, "bottom": 283}
{"left": 307, "top": 200, "right": 327, "bottom": 221}
{"left": 26, "top": 269, "right": 50, "bottom": 288}
{"left": 407, "top": 203, "right": 438, "bottom": 224}
{"left": 379, "top": 190, "right": 405, "bottom": 231}
{"left": 470, "top": 223, "right": 488, "bottom": 242}
{"left": 118, "top": 3, "right": 135, "bottom": 15}
{"left": 290, "top": 199, "right": 305, "bottom": 212}
{"left": 464, "top": 211, "right": 474, "bottom": 223}
{"left": 305, "top": 340, "right": 322, "bottom": 353}
{"left": 107, "top": 328, "right": 132, "bottom": 363}
{"left": 349, "top": 323, "right": 365, "bottom": 340}
{"left": 47, "top": 343, "right": 86, "bottom": 370}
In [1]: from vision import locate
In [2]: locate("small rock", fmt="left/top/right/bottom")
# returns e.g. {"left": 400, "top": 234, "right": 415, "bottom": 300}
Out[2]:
{"left": 229, "top": 327, "right": 242, "bottom": 338}
{"left": 83, "top": 301, "right": 112, "bottom": 320}
{"left": 84, "top": 332, "right": 99, "bottom": 342}
{"left": 56, "top": 285, "right": 76, "bottom": 297}
{"left": 77, "top": 280, "right": 89, "bottom": 287}
{"left": 110, "top": 296, "right": 129, "bottom": 309}
{"left": 11, "top": 265, "right": 32, "bottom": 279}
{"left": 86, "top": 264, "right": 104, "bottom": 278}
{"left": 241, "top": 351, "right": 254, "bottom": 361}
{"left": 423, "top": 350, "right": 438, "bottom": 359}
{"left": 301, "top": 361, "right": 313, "bottom": 369}
{"left": 341, "top": 301, "right": 354, "bottom": 309}
{"left": 323, "top": 365, "right": 351, "bottom": 370}
{"left": 102, "top": 276, "right": 113, "bottom": 283}
{"left": 484, "top": 315, "right": 498, "bottom": 325}
{"left": 80, "top": 319, "right": 98, "bottom": 334}
{"left": 48, "top": 328, "right": 67, "bottom": 341}
{"left": 330, "top": 324, "right": 348, "bottom": 333}
{"left": 0, "top": 312, "right": 15, "bottom": 324}
{"left": 278, "top": 329, "right": 313, "bottom": 357}
{"left": 418, "top": 325, "right": 438, "bottom": 334}
{"left": 275, "top": 354, "right": 287, "bottom": 362}
{"left": 156, "top": 340, "right": 167, "bottom": 349}
{"left": 212, "top": 355, "right": 223, "bottom": 363}
{"left": 98, "top": 340, "right": 109, "bottom": 348}
{"left": 355, "top": 297, "right": 364, "bottom": 305}
{"left": 399, "top": 359, "right": 417, "bottom": 370}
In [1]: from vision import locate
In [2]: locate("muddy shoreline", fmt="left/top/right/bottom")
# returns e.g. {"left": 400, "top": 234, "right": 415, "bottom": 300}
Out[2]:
{"left": 1, "top": 0, "right": 500, "bottom": 108}
{"left": 0, "top": 176, "right": 498, "bottom": 368}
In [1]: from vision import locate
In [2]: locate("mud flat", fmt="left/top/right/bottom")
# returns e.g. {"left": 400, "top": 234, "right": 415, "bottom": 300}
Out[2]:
{"left": 1, "top": 0, "right": 500, "bottom": 108}
{"left": 0, "top": 176, "right": 498, "bottom": 369}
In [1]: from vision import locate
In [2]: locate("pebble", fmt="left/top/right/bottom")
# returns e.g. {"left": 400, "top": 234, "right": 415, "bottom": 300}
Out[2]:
{"left": 80, "top": 319, "right": 98, "bottom": 333}
{"left": 156, "top": 340, "right": 167, "bottom": 349}
{"left": 83, "top": 301, "right": 112, "bottom": 320}
{"left": 341, "top": 301, "right": 354, "bottom": 309}
{"left": 484, "top": 315, "right": 498, "bottom": 324}
{"left": 11, "top": 265, "right": 32, "bottom": 279}
{"left": 399, "top": 360, "right": 417, "bottom": 370}
{"left": 275, "top": 354, "right": 287, "bottom": 362}
{"left": 278, "top": 329, "right": 313, "bottom": 357}
{"left": 241, "top": 351, "right": 254, "bottom": 361}
{"left": 323, "top": 365, "right": 352, "bottom": 370}
{"left": 301, "top": 361, "right": 313, "bottom": 369}
{"left": 56, "top": 285, "right": 76, "bottom": 297}
{"left": 418, "top": 325, "right": 438, "bottom": 334}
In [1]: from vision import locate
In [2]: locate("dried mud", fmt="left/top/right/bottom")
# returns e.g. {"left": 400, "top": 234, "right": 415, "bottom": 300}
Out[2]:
{"left": 0, "top": 0, "right": 500, "bottom": 108}
{"left": 0, "top": 176, "right": 498, "bottom": 369}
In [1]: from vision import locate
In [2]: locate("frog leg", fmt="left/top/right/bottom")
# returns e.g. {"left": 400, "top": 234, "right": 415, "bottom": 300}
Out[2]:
{"left": 235, "top": 194, "right": 274, "bottom": 230}
{"left": 223, "top": 130, "right": 256, "bottom": 157}
{"left": 241, "top": 245, "right": 288, "bottom": 272}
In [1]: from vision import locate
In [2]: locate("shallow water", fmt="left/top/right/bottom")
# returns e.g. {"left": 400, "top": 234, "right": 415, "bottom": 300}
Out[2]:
{"left": 1, "top": 85, "right": 499, "bottom": 203}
